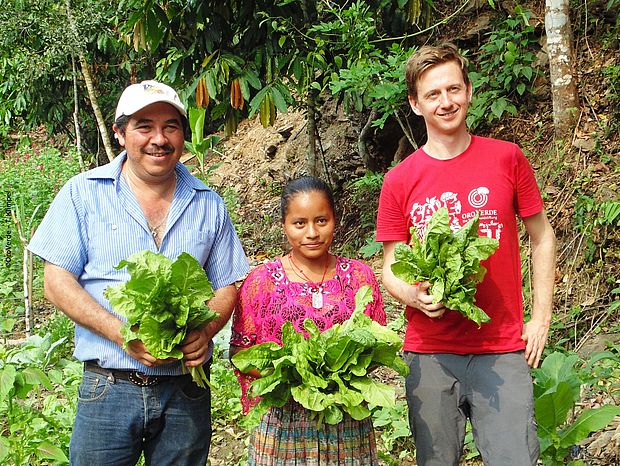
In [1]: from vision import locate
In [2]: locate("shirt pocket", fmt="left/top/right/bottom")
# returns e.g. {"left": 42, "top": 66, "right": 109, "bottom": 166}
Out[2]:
{"left": 170, "top": 229, "right": 216, "bottom": 266}
{"left": 86, "top": 221, "right": 151, "bottom": 277}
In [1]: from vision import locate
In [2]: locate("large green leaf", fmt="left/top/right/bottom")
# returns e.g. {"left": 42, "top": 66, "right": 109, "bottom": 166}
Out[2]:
{"left": 353, "top": 285, "right": 373, "bottom": 313}
{"left": 350, "top": 376, "right": 395, "bottom": 408}
{"left": 170, "top": 252, "right": 215, "bottom": 311}
{"left": 0, "top": 365, "right": 16, "bottom": 401}
{"left": 232, "top": 342, "right": 285, "bottom": 372}
{"left": 323, "top": 405, "right": 344, "bottom": 425}
{"left": 559, "top": 405, "right": 620, "bottom": 447}
{"left": 21, "top": 367, "right": 53, "bottom": 390}
{"left": 37, "top": 441, "right": 69, "bottom": 463}
{"left": 251, "top": 365, "right": 292, "bottom": 398}
{"left": 535, "top": 380, "right": 575, "bottom": 432}
{"left": 533, "top": 352, "right": 582, "bottom": 398}
{"left": 292, "top": 384, "right": 330, "bottom": 411}
{"left": 344, "top": 403, "right": 371, "bottom": 421}
{"left": 324, "top": 333, "right": 369, "bottom": 372}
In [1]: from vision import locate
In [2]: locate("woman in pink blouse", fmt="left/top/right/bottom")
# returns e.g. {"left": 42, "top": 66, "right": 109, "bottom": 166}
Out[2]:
{"left": 230, "top": 176, "right": 385, "bottom": 465}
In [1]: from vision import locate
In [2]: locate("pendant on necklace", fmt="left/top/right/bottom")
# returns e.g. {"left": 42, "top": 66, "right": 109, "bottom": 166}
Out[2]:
{"left": 311, "top": 287, "right": 323, "bottom": 309}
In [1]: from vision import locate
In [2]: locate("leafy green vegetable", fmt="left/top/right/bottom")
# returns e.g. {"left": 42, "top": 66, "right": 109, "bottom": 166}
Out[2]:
{"left": 231, "top": 286, "right": 409, "bottom": 425}
{"left": 391, "top": 207, "right": 499, "bottom": 326}
{"left": 533, "top": 351, "right": 620, "bottom": 464}
{"left": 104, "top": 250, "right": 218, "bottom": 388}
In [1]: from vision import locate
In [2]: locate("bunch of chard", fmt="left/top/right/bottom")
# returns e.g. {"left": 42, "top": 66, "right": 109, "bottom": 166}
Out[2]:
{"left": 232, "top": 286, "right": 409, "bottom": 425}
{"left": 105, "top": 250, "right": 218, "bottom": 388}
{"left": 391, "top": 207, "right": 499, "bottom": 326}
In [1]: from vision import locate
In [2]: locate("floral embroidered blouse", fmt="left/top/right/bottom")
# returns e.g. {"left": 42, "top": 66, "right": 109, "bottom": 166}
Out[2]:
{"left": 230, "top": 256, "right": 386, "bottom": 413}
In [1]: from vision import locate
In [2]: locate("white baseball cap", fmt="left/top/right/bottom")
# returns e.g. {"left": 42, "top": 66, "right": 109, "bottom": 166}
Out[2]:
{"left": 115, "top": 80, "right": 186, "bottom": 120}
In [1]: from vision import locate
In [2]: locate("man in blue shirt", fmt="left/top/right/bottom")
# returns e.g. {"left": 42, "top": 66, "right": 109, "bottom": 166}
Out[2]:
{"left": 28, "top": 80, "right": 249, "bottom": 465}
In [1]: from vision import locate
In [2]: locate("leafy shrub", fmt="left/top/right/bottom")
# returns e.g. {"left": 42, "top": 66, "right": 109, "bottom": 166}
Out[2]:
{"left": 0, "top": 146, "right": 81, "bottom": 285}
{"left": 373, "top": 400, "right": 414, "bottom": 463}
{"left": 329, "top": 43, "right": 417, "bottom": 149}
{"left": 467, "top": 6, "right": 539, "bottom": 130}
{"left": 0, "top": 334, "right": 81, "bottom": 465}
{"left": 533, "top": 351, "right": 620, "bottom": 465}
{"left": 574, "top": 195, "right": 620, "bottom": 263}
{"left": 340, "top": 171, "right": 385, "bottom": 258}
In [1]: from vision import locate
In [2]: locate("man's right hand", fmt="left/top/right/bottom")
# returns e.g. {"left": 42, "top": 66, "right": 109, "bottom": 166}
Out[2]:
{"left": 125, "top": 340, "right": 175, "bottom": 367}
{"left": 410, "top": 281, "right": 447, "bottom": 319}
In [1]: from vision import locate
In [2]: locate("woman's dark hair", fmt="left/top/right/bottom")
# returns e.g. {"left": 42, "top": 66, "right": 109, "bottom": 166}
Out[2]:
{"left": 280, "top": 176, "right": 335, "bottom": 222}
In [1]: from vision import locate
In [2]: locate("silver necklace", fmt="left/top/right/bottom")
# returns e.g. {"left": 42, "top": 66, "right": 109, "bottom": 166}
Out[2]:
{"left": 123, "top": 170, "right": 175, "bottom": 241}
{"left": 288, "top": 253, "right": 329, "bottom": 309}
{"left": 147, "top": 217, "right": 167, "bottom": 239}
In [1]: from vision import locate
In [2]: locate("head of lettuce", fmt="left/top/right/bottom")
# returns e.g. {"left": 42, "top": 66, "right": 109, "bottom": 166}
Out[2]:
{"left": 105, "top": 250, "right": 218, "bottom": 387}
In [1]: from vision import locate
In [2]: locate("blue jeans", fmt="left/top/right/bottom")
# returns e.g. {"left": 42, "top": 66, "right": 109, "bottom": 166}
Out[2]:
{"left": 70, "top": 368, "right": 211, "bottom": 466}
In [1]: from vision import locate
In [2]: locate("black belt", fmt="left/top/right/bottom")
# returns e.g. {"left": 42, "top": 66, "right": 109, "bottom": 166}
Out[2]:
{"left": 84, "top": 361, "right": 184, "bottom": 387}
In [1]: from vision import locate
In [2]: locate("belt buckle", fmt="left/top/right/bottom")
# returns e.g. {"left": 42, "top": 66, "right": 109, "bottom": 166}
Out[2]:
{"left": 128, "top": 371, "right": 158, "bottom": 387}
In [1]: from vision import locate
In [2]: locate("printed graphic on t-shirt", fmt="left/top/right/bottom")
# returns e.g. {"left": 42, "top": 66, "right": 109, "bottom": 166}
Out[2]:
{"left": 468, "top": 187, "right": 490, "bottom": 208}
{"left": 409, "top": 188, "right": 503, "bottom": 241}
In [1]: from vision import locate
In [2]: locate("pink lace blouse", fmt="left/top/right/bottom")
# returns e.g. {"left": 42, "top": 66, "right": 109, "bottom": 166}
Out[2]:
{"left": 230, "top": 256, "right": 386, "bottom": 413}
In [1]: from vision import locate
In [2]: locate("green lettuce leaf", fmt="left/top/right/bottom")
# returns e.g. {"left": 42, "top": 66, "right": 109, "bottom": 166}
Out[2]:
{"left": 104, "top": 250, "right": 218, "bottom": 387}
{"left": 349, "top": 376, "right": 395, "bottom": 408}
{"left": 391, "top": 208, "right": 499, "bottom": 326}
{"left": 232, "top": 285, "right": 409, "bottom": 424}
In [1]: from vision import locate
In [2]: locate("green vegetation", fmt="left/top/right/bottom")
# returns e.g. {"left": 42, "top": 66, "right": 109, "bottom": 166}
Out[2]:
{"left": 534, "top": 351, "right": 620, "bottom": 465}
{"left": 232, "top": 286, "right": 409, "bottom": 426}
{"left": 1, "top": 0, "right": 619, "bottom": 464}
{"left": 105, "top": 251, "right": 219, "bottom": 388}
{"left": 0, "top": 146, "right": 81, "bottom": 280}
{"left": 0, "top": 146, "right": 81, "bottom": 336}
{"left": 342, "top": 171, "right": 386, "bottom": 259}
{"left": 392, "top": 208, "right": 500, "bottom": 326}
{"left": 467, "top": 6, "right": 539, "bottom": 131}
{"left": 0, "top": 330, "right": 81, "bottom": 465}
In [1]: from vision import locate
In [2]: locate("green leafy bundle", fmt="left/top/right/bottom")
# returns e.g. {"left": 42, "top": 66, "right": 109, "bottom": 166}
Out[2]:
{"left": 391, "top": 208, "right": 499, "bottom": 326}
{"left": 231, "top": 286, "right": 409, "bottom": 425}
{"left": 104, "top": 251, "right": 218, "bottom": 388}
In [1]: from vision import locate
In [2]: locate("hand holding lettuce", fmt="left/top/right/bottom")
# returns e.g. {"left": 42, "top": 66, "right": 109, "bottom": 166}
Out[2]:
{"left": 391, "top": 208, "right": 499, "bottom": 326}
{"left": 231, "top": 286, "right": 409, "bottom": 426}
{"left": 104, "top": 250, "right": 218, "bottom": 388}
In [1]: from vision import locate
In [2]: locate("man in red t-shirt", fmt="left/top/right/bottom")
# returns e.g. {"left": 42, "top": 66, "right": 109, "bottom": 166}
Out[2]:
{"left": 376, "top": 43, "right": 556, "bottom": 465}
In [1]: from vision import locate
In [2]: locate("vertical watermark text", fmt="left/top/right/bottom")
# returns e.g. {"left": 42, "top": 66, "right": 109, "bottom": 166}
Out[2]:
{"left": 3, "top": 189, "right": 13, "bottom": 270}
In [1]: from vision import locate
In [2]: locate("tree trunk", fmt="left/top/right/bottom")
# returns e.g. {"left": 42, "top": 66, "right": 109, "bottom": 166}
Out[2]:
{"left": 65, "top": 0, "right": 115, "bottom": 162}
{"left": 79, "top": 56, "right": 115, "bottom": 162}
{"left": 358, "top": 109, "right": 378, "bottom": 170}
{"left": 306, "top": 91, "right": 319, "bottom": 176}
{"left": 545, "top": 0, "right": 579, "bottom": 138}
{"left": 71, "top": 54, "right": 86, "bottom": 169}
{"left": 301, "top": 0, "right": 319, "bottom": 176}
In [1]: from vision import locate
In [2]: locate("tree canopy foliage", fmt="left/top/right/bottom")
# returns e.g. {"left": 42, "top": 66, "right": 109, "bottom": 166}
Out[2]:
{"left": 2, "top": 0, "right": 617, "bottom": 166}
{"left": 0, "top": 0, "right": 445, "bottom": 159}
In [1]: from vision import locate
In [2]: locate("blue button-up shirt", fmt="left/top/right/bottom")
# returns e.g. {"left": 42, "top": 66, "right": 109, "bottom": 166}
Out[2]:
{"left": 28, "top": 152, "right": 249, "bottom": 374}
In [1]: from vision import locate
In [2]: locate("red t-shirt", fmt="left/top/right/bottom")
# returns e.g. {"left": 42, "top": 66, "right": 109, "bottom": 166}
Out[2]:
{"left": 376, "top": 135, "right": 544, "bottom": 354}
